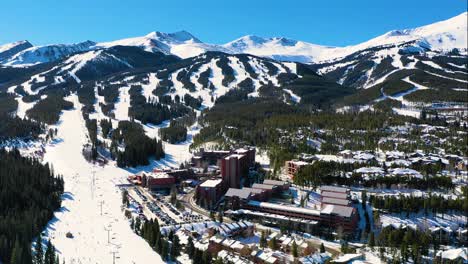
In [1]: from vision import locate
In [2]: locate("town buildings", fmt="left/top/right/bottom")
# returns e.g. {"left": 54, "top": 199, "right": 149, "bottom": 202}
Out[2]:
{"left": 226, "top": 184, "right": 358, "bottom": 232}
{"left": 285, "top": 160, "right": 310, "bottom": 179}
{"left": 197, "top": 179, "right": 224, "bottom": 209}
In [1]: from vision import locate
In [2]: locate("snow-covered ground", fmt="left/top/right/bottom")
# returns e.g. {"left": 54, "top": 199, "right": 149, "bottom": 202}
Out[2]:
{"left": 15, "top": 96, "right": 37, "bottom": 119}
{"left": 113, "top": 86, "right": 131, "bottom": 120}
{"left": 283, "top": 88, "right": 301, "bottom": 103}
{"left": 255, "top": 148, "right": 271, "bottom": 171}
{"left": 41, "top": 95, "right": 165, "bottom": 264}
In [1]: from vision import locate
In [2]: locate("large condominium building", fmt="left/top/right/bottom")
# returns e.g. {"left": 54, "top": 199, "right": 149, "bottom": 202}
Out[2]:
{"left": 198, "top": 179, "right": 224, "bottom": 209}
{"left": 245, "top": 200, "right": 358, "bottom": 232}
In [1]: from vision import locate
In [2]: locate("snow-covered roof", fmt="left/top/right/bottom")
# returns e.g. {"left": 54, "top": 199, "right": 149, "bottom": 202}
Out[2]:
{"left": 321, "top": 191, "right": 348, "bottom": 200}
{"left": 251, "top": 183, "right": 275, "bottom": 190}
{"left": 300, "top": 252, "right": 332, "bottom": 264}
{"left": 225, "top": 154, "right": 245, "bottom": 160}
{"left": 385, "top": 150, "right": 405, "bottom": 158}
{"left": 322, "top": 197, "right": 350, "bottom": 206}
{"left": 200, "top": 179, "right": 223, "bottom": 188}
{"left": 225, "top": 188, "right": 252, "bottom": 199}
{"left": 437, "top": 248, "right": 468, "bottom": 261}
{"left": 229, "top": 209, "right": 319, "bottom": 225}
{"left": 390, "top": 168, "right": 423, "bottom": 178}
{"left": 320, "top": 204, "right": 354, "bottom": 218}
{"left": 385, "top": 159, "right": 411, "bottom": 167}
{"left": 288, "top": 159, "right": 310, "bottom": 166}
{"left": 355, "top": 167, "right": 384, "bottom": 174}
{"left": 263, "top": 179, "right": 288, "bottom": 186}
{"left": 248, "top": 200, "right": 321, "bottom": 216}
{"left": 315, "top": 154, "right": 341, "bottom": 162}
{"left": 353, "top": 153, "right": 375, "bottom": 160}
{"left": 334, "top": 253, "right": 363, "bottom": 263}
{"left": 320, "top": 185, "right": 349, "bottom": 193}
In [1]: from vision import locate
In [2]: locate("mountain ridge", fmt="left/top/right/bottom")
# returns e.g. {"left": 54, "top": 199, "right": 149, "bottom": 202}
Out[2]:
{"left": 1, "top": 12, "right": 465, "bottom": 66}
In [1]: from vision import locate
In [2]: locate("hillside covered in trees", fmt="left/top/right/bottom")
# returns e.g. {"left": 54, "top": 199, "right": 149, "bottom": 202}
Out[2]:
{"left": 0, "top": 149, "right": 64, "bottom": 263}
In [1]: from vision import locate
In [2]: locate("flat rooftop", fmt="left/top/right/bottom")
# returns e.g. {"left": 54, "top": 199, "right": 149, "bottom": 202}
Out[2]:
{"left": 288, "top": 160, "right": 309, "bottom": 166}
{"left": 225, "top": 154, "right": 245, "bottom": 160}
{"left": 320, "top": 185, "right": 349, "bottom": 193}
{"left": 248, "top": 200, "right": 321, "bottom": 217}
{"left": 321, "top": 191, "right": 349, "bottom": 200}
{"left": 320, "top": 204, "right": 354, "bottom": 218}
{"left": 262, "top": 179, "right": 288, "bottom": 186}
{"left": 200, "top": 179, "right": 223, "bottom": 188}
{"left": 322, "top": 197, "right": 351, "bottom": 206}
{"left": 225, "top": 187, "right": 265, "bottom": 199}
{"left": 251, "top": 183, "right": 275, "bottom": 190}
{"left": 225, "top": 188, "right": 251, "bottom": 199}
{"left": 145, "top": 172, "right": 173, "bottom": 179}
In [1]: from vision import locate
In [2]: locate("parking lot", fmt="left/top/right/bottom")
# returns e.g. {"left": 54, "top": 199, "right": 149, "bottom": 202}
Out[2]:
{"left": 127, "top": 186, "right": 206, "bottom": 227}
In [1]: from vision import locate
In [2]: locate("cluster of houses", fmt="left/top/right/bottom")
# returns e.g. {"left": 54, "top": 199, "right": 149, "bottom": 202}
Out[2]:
{"left": 210, "top": 233, "right": 326, "bottom": 264}
{"left": 207, "top": 229, "right": 333, "bottom": 264}
{"left": 285, "top": 149, "right": 467, "bottom": 180}
{"left": 160, "top": 218, "right": 333, "bottom": 264}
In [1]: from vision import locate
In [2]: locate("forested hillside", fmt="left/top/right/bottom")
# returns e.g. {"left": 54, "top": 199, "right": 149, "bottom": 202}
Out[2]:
{"left": 0, "top": 149, "right": 64, "bottom": 263}
{"left": 0, "top": 92, "right": 44, "bottom": 142}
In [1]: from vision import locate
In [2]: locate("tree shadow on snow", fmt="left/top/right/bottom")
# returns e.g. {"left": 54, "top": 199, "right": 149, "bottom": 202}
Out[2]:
{"left": 61, "top": 192, "right": 74, "bottom": 201}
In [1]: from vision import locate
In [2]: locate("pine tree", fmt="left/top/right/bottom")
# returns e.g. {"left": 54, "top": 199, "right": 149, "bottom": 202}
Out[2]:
{"left": 122, "top": 190, "right": 129, "bottom": 207}
{"left": 44, "top": 239, "right": 55, "bottom": 264}
{"left": 170, "top": 185, "right": 177, "bottom": 205}
{"left": 292, "top": 240, "right": 298, "bottom": 258}
{"left": 341, "top": 241, "right": 349, "bottom": 254}
{"left": 268, "top": 237, "right": 277, "bottom": 250}
{"left": 135, "top": 217, "right": 141, "bottom": 234}
{"left": 155, "top": 235, "right": 163, "bottom": 254}
{"left": 369, "top": 232, "right": 375, "bottom": 249}
{"left": 209, "top": 211, "right": 215, "bottom": 221}
{"left": 34, "top": 234, "right": 44, "bottom": 264}
{"left": 171, "top": 235, "right": 181, "bottom": 260}
{"left": 10, "top": 239, "right": 23, "bottom": 264}
{"left": 193, "top": 249, "right": 202, "bottom": 264}
{"left": 202, "top": 250, "right": 211, "bottom": 264}
{"left": 217, "top": 211, "right": 223, "bottom": 223}
{"left": 260, "top": 231, "right": 267, "bottom": 248}
{"left": 186, "top": 237, "right": 195, "bottom": 257}
{"left": 161, "top": 239, "right": 169, "bottom": 261}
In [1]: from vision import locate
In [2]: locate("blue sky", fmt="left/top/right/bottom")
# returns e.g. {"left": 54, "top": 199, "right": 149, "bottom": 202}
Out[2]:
{"left": 1, "top": 0, "right": 466, "bottom": 47}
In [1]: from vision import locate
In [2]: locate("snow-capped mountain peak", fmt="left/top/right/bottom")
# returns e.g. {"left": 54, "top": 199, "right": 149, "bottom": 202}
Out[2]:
{"left": 355, "top": 11, "right": 467, "bottom": 53}
{"left": 222, "top": 12, "right": 467, "bottom": 63}
{"left": 0, "top": 40, "right": 33, "bottom": 61}
{"left": 145, "top": 30, "right": 202, "bottom": 44}
{"left": 224, "top": 35, "right": 303, "bottom": 51}
{"left": 97, "top": 30, "right": 202, "bottom": 55}
{"left": 0, "top": 12, "right": 466, "bottom": 66}
{"left": 223, "top": 35, "right": 334, "bottom": 63}
{"left": 0, "top": 40, "right": 32, "bottom": 53}
{"left": 2, "top": 40, "right": 96, "bottom": 66}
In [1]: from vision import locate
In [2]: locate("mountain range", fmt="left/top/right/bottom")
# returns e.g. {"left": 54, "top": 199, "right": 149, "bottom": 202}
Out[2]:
{"left": 0, "top": 12, "right": 466, "bottom": 113}
{"left": 1, "top": 12, "right": 466, "bottom": 66}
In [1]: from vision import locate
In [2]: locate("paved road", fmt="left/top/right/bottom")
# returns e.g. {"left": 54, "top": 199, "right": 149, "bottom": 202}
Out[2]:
{"left": 180, "top": 191, "right": 234, "bottom": 223}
